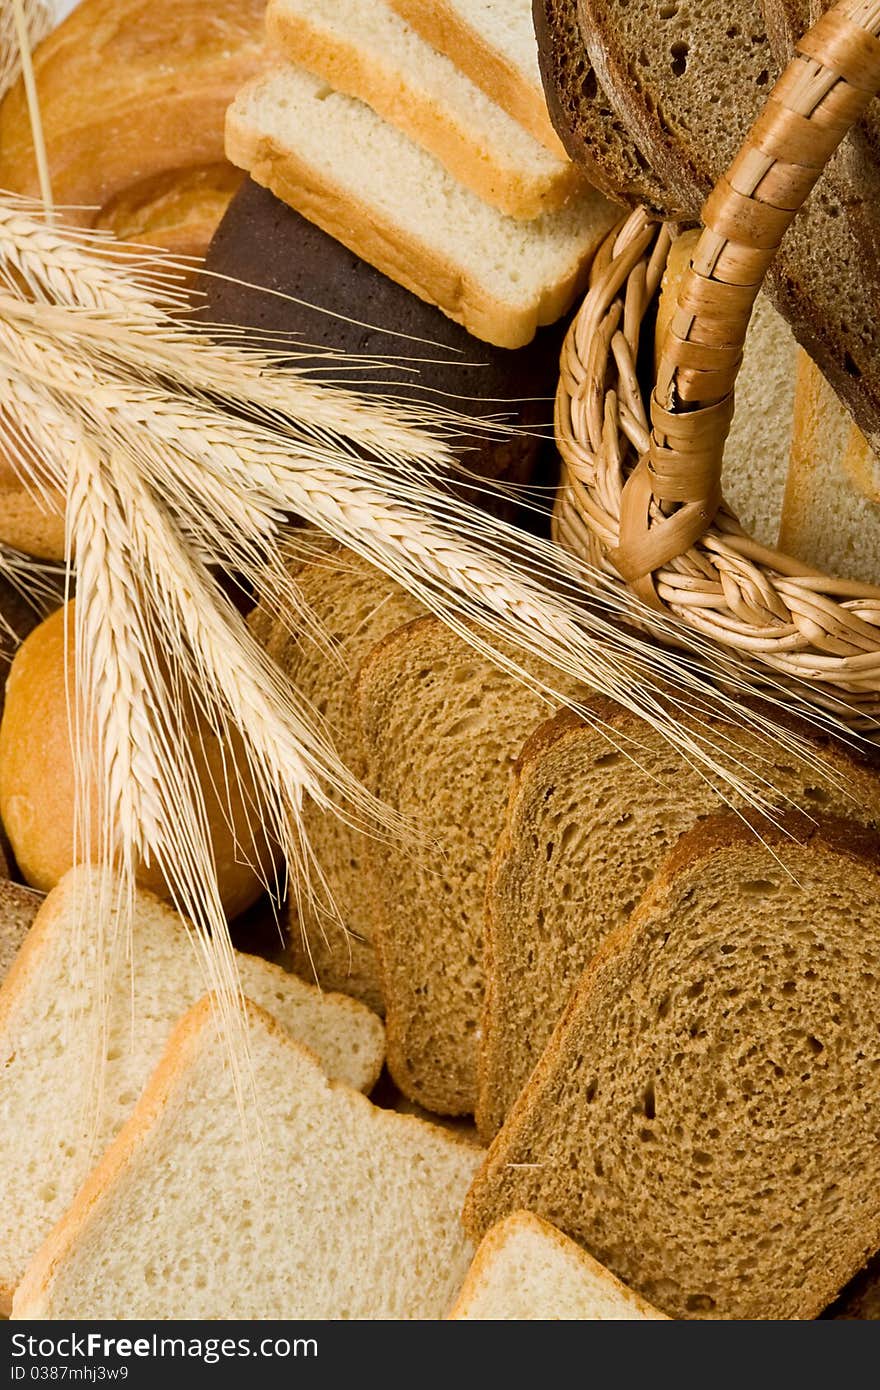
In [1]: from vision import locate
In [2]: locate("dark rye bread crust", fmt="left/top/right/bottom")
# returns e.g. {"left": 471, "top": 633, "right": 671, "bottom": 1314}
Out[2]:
{"left": 576, "top": 0, "right": 880, "bottom": 454}
{"left": 200, "top": 179, "right": 567, "bottom": 530}
{"left": 465, "top": 811, "right": 880, "bottom": 1318}
{"left": 532, "top": 0, "right": 675, "bottom": 210}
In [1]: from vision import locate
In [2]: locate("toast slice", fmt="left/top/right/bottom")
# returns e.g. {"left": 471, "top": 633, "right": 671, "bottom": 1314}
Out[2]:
{"left": 532, "top": 0, "right": 677, "bottom": 210}
{"left": 226, "top": 65, "right": 617, "bottom": 349}
{"left": 656, "top": 230, "right": 797, "bottom": 548}
{"left": 387, "top": 0, "right": 567, "bottom": 156}
{"left": 249, "top": 543, "right": 422, "bottom": 1012}
{"left": 448, "top": 1210, "right": 668, "bottom": 1318}
{"left": 466, "top": 813, "right": 880, "bottom": 1319}
{"left": 478, "top": 699, "right": 880, "bottom": 1139}
{"left": 357, "top": 616, "right": 576, "bottom": 1115}
{"left": 0, "top": 865, "right": 384, "bottom": 1313}
{"left": 576, "top": 0, "right": 880, "bottom": 454}
{"left": 0, "top": 880, "right": 42, "bottom": 983}
{"left": 266, "top": 0, "right": 584, "bottom": 220}
{"left": 13, "top": 997, "right": 480, "bottom": 1320}
{"left": 777, "top": 351, "right": 880, "bottom": 585}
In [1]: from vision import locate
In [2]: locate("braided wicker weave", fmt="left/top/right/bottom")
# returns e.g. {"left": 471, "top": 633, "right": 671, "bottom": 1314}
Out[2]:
{"left": 554, "top": 0, "right": 880, "bottom": 724}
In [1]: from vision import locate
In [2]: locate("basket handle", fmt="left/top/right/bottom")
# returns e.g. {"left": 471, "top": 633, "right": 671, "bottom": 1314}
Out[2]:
{"left": 618, "top": 0, "right": 880, "bottom": 595}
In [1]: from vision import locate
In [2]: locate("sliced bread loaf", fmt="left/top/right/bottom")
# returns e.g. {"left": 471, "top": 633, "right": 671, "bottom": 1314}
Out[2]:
{"left": 357, "top": 616, "right": 574, "bottom": 1115}
{"left": 777, "top": 351, "right": 880, "bottom": 585}
{"left": 478, "top": 699, "right": 880, "bottom": 1139}
{"left": 249, "top": 543, "right": 422, "bottom": 1012}
{"left": 655, "top": 230, "right": 797, "bottom": 548}
{"left": 0, "top": 880, "right": 42, "bottom": 984}
{"left": 388, "top": 0, "right": 567, "bottom": 155}
{"left": 225, "top": 66, "right": 617, "bottom": 349}
{"left": 0, "top": 865, "right": 384, "bottom": 1313}
{"left": 266, "top": 0, "right": 584, "bottom": 220}
{"left": 14, "top": 996, "right": 480, "bottom": 1320}
{"left": 576, "top": 0, "right": 880, "bottom": 454}
{"left": 532, "top": 0, "right": 677, "bottom": 209}
{"left": 448, "top": 1210, "right": 668, "bottom": 1318}
{"left": 466, "top": 813, "right": 880, "bottom": 1319}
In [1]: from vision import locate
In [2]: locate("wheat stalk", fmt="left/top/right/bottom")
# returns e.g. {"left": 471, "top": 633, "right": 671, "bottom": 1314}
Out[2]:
{"left": 0, "top": 0, "right": 50, "bottom": 102}
{"left": 0, "top": 92, "right": 871, "bottom": 1117}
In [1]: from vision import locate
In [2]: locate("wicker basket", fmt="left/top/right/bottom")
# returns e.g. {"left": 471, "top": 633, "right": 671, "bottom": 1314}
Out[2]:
{"left": 553, "top": 0, "right": 880, "bottom": 727}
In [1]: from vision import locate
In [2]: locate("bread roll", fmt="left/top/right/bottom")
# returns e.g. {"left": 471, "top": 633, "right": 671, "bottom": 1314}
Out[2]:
{"left": 0, "top": 0, "right": 268, "bottom": 216}
{"left": 0, "top": 0, "right": 268, "bottom": 559}
{"left": 0, "top": 604, "right": 272, "bottom": 918}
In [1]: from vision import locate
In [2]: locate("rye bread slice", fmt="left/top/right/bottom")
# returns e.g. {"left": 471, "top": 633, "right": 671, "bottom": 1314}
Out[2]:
{"left": 577, "top": 0, "right": 880, "bottom": 452}
{"left": 248, "top": 542, "right": 422, "bottom": 1013}
{"left": 356, "top": 615, "right": 574, "bottom": 1116}
{"left": 466, "top": 812, "right": 880, "bottom": 1319}
{"left": 532, "top": 0, "right": 675, "bottom": 210}
{"left": 478, "top": 698, "right": 880, "bottom": 1140}
{"left": 0, "top": 880, "right": 42, "bottom": 984}
{"left": 762, "top": 0, "right": 880, "bottom": 170}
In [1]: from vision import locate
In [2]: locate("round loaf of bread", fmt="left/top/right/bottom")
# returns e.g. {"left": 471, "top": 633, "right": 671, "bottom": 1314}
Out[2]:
{"left": 0, "top": 603, "right": 272, "bottom": 918}
{"left": 201, "top": 180, "right": 567, "bottom": 528}
{"left": 0, "top": 0, "right": 268, "bottom": 560}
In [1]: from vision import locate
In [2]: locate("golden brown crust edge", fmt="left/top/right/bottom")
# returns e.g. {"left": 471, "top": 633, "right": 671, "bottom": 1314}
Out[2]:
{"left": 266, "top": 4, "right": 583, "bottom": 221}
{"left": 387, "top": 0, "right": 568, "bottom": 157}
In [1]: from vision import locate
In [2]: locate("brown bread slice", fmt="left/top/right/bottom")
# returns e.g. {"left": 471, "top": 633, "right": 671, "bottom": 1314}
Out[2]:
{"left": 357, "top": 616, "right": 576, "bottom": 1115}
{"left": 478, "top": 699, "right": 880, "bottom": 1139}
{"left": 466, "top": 812, "right": 880, "bottom": 1319}
{"left": 576, "top": 0, "right": 880, "bottom": 452}
{"left": 762, "top": 0, "right": 880, "bottom": 176}
{"left": 532, "top": 0, "right": 675, "bottom": 210}
{"left": 249, "top": 543, "right": 422, "bottom": 1013}
{"left": 0, "top": 880, "right": 42, "bottom": 984}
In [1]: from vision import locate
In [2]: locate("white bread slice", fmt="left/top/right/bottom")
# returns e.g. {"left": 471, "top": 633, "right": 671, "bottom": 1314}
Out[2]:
{"left": 448, "top": 1211, "right": 668, "bottom": 1319}
{"left": 225, "top": 65, "right": 616, "bottom": 349}
{"left": 265, "top": 0, "right": 583, "bottom": 221}
{"left": 656, "top": 230, "right": 797, "bottom": 549}
{"left": 0, "top": 880, "right": 42, "bottom": 983}
{"left": 388, "top": 0, "right": 566, "bottom": 157}
{"left": 777, "top": 351, "right": 880, "bottom": 585}
{"left": 14, "top": 997, "right": 480, "bottom": 1320}
{"left": 0, "top": 865, "right": 384, "bottom": 1313}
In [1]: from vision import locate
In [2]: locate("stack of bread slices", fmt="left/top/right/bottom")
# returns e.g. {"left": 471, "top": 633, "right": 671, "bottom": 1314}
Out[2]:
{"left": 224, "top": 0, "right": 618, "bottom": 349}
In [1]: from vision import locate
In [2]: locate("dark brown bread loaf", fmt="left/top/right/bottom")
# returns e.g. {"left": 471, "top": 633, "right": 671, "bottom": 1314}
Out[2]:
{"left": 575, "top": 0, "right": 880, "bottom": 455}
{"left": 466, "top": 812, "right": 880, "bottom": 1319}
{"left": 200, "top": 180, "right": 568, "bottom": 531}
{"left": 532, "top": 0, "right": 674, "bottom": 210}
